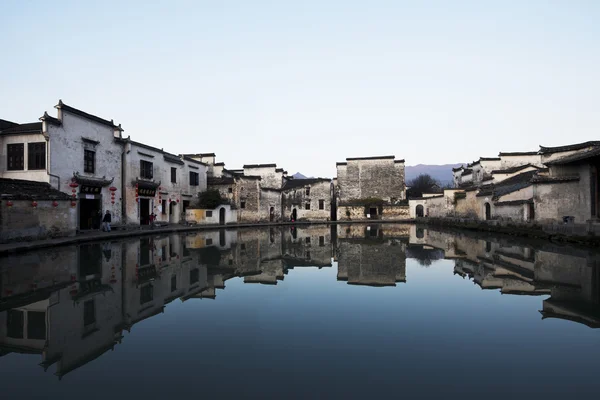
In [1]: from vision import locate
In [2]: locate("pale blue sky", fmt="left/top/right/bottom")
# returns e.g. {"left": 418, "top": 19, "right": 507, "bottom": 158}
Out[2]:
{"left": 1, "top": 0, "right": 598, "bottom": 177}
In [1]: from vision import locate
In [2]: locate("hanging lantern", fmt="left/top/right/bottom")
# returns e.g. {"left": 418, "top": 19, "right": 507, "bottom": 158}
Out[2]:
{"left": 6, "top": 200, "right": 13, "bottom": 207}
{"left": 71, "top": 274, "right": 76, "bottom": 282}
{"left": 52, "top": 201, "right": 58, "bottom": 207}
{"left": 109, "top": 186, "right": 117, "bottom": 192}
{"left": 69, "top": 182, "right": 79, "bottom": 188}
{"left": 69, "top": 287, "right": 78, "bottom": 296}
{"left": 32, "top": 201, "right": 38, "bottom": 208}
{"left": 111, "top": 200, "right": 115, "bottom": 204}
{"left": 176, "top": 199, "right": 180, "bottom": 203}
{"left": 71, "top": 201, "right": 77, "bottom": 207}
{"left": 110, "top": 276, "right": 117, "bottom": 284}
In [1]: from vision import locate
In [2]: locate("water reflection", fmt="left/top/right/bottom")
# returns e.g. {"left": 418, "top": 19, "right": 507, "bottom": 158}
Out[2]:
{"left": 1, "top": 223, "right": 600, "bottom": 380}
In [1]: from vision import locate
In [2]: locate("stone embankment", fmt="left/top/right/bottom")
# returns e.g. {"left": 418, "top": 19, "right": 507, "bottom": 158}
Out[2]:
{"left": 418, "top": 217, "right": 600, "bottom": 247}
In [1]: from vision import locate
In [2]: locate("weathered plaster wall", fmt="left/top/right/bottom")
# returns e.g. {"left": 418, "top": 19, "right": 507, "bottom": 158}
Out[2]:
{"left": 259, "top": 189, "right": 282, "bottom": 222}
{"left": 534, "top": 179, "right": 588, "bottom": 223}
{"left": 47, "top": 111, "right": 124, "bottom": 223}
{"left": 336, "top": 204, "right": 409, "bottom": 221}
{"left": 0, "top": 200, "right": 76, "bottom": 242}
{"left": 243, "top": 166, "right": 283, "bottom": 189}
{"left": 337, "top": 239, "right": 407, "bottom": 286}
{"left": 494, "top": 204, "right": 527, "bottom": 221}
{"left": 236, "top": 177, "right": 261, "bottom": 223}
{"left": 409, "top": 199, "right": 427, "bottom": 218}
{"left": 282, "top": 181, "right": 331, "bottom": 221}
{"left": 454, "top": 190, "right": 479, "bottom": 218}
{"left": 185, "top": 205, "right": 237, "bottom": 224}
{"left": 337, "top": 158, "right": 405, "bottom": 203}
{"left": 500, "top": 154, "right": 543, "bottom": 168}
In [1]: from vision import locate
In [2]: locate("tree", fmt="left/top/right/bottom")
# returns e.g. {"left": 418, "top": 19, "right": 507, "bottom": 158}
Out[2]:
{"left": 407, "top": 174, "right": 441, "bottom": 198}
{"left": 198, "top": 189, "right": 228, "bottom": 209}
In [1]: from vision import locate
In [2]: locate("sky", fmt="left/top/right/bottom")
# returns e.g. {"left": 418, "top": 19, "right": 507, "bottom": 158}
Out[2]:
{"left": 1, "top": 0, "right": 599, "bottom": 178}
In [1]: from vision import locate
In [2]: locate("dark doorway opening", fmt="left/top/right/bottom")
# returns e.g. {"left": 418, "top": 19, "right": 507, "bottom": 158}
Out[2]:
{"left": 140, "top": 198, "right": 150, "bottom": 225}
{"left": 219, "top": 229, "right": 226, "bottom": 247}
{"left": 219, "top": 207, "right": 226, "bottom": 225}
{"left": 528, "top": 202, "right": 535, "bottom": 222}
{"left": 183, "top": 200, "right": 190, "bottom": 213}
{"left": 292, "top": 208, "right": 297, "bottom": 221}
{"left": 79, "top": 198, "right": 101, "bottom": 230}
{"left": 369, "top": 207, "right": 377, "bottom": 219}
{"left": 416, "top": 204, "right": 424, "bottom": 218}
{"left": 169, "top": 201, "right": 176, "bottom": 223}
{"left": 269, "top": 207, "right": 275, "bottom": 222}
{"left": 485, "top": 203, "right": 491, "bottom": 220}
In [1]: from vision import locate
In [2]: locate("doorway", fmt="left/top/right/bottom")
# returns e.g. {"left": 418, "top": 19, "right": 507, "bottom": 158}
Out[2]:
{"left": 416, "top": 204, "right": 424, "bottom": 218}
{"left": 79, "top": 198, "right": 101, "bottom": 230}
{"left": 485, "top": 203, "right": 491, "bottom": 220}
{"left": 269, "top": 207, "right": 274, "bottom": 222}
{"left": 292, "top": 208, "right": 297, "bottom": 221}
{"left": 169, "top": 201, "right": 176, "bottom": 223}
{"left": 140, "top": 198, "right": 150, "bottom": 225}
{"left": 528, "top": 203, "right": 535, "bottom": 222}
{"left": 369, "top": 207, "right": 378, "bottom": 219}
{"left": 219, "top": 207, "right": 226, "bottom": 225}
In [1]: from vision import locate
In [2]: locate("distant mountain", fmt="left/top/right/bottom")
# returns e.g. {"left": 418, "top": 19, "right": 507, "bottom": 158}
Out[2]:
{"left": 292, "top": 172, "right": 310, "bottom": 179}
{"left": 405, "top": 164, "right": 464, "bottom": 186}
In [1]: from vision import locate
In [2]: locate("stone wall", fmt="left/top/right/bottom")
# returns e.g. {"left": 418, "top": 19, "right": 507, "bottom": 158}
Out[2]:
{"left": 236, "top": 177, "right": 261, "bottom": 223}
{"left": 336, "top": 157, "right": 405, "bottom": 203}
{"left": 243, "top": 165, "right": 283, "bottom": 189}
{"left": 259, "top": 189, "right": 282, "bottom": 222}
{"left": 0, "top": 200, "right": 76, "bottom": 242}
{"left": 494, "top": 203, "right": 527, "bottom": 222}
{"left": 282, "top": 180, "right": 331, "bottom": 221}
{"left": 185, "top": 205, "right": 237, "bottom": 225}
{"left": 534, "top": 179, "right": 589, "bottom": 223}
{"left": 454, "top": 190, "right": 480, "bottom": 219}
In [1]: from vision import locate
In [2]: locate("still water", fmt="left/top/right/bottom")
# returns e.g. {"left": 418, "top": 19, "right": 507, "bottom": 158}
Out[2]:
{"left": 1, "top": 224, "right": 600, "bottom": 399}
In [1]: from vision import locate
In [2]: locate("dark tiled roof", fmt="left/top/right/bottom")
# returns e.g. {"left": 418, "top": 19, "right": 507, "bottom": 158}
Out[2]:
{"left": 531, "top": 175, "right": 579, "bottom": 184}
{"left": 477, "top": 170, "right": 538, "bottom": 198}
{"left": 544, "top": 147, "right": 600, "bottom": 165}
{"left": 275, "top": 168, "right": 284, "bottom": 172}
{"left": 336, "top": 162, "right": 347, "bottom": 166}
{"left": 239, "top": 175, "right": 261, "bottom": 180}
{"left": 495, "top": 199, "right": 533, "bottom": 206}
{"left": 243, "top": 163, "right": 277, "bottom": 168}
{"left": 39, "top": 111, "right": 61, "bottom": 126}
{"left": 539, "top": 141, "right": 600, "bottom": 154}
{"left": 468, "top": 160, "right": 480, "bottom": 167}
{"left": 0, "top": 119, "right": 18, "bottom": 130}
{"left": 491, "top": 164, "right": 542, "bottom": 174}
{"left": 163, "top": 154, "right": 184, "bottom": 165}
{"left": 0, "top": 178, "right": 72, "bottom": 200}
{"left": 480, "top": 157, "right": 501, "bottom": 161}
{"left": 452, "top": 166, "right": 464, "bottom": 172}
{"left": 208, "top": 177, "right": 235, "bottom": 185}
{"left": 461, "top": 168, "right": 473, "bottom": 176}
{"left": 182, "top": 155, "right": 207, "bottom": 165}
{"left": 394, "top": 159, "right": 405, "bottom": 163}
{"left": 56, "top": 100, "right": 121, "bottom": 130}
{"left": 499, "top": 151, "right": 539, "bottom": 156}
{"left": 0, "top": 122, "right": 42, "bottom": 135}
{"left": 282, "top": 178, "right": 331, "bottom": 190}
{"left": 214, "top": 162, "right": 225, "bottom": 166}
{"left": 346, "top": 155, "right": 395, "bottom": 161}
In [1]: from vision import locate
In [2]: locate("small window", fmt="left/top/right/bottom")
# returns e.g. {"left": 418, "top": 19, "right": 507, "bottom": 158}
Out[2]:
{"left": 171, "top": 275, "right": 177, "bottom": 292}
{"left": 305, "top": 203, "right": 310, "bottom": 210}
{"left": 171, "top": 167, "right": 177, "bottom": 183}
{"left": 6, "top": 309, "right": 24, "bottom": 339}
{"left": 319, "top": 236, "right": 325, "bottom": 246}
{"left": 228, "top": 187, "right": 233, "bottom": 193}
{"left": 240, "top": 243, "right": 246, "bottom": 250}
{"left": 319, "top": 199, "right": 325, "bottom": 210}
{"left": 7, "top": 143, "right": 24, "bottom": 171}
{"left": 83, "top": 300, "right": 96, "bottom": 326}
{"left": 140, "top": 284, "right": 154, "bottom": 304}
{"left": 27, "top": 142, "right": 46, "bottom": 170}
{"left": 306, "top": 251, "right": 311, "bottom": 259}
{"left": 206, "top": 238, "right": 213, "bottom": 245}
{"left": 190, "top": 268, "right": 199, "bottom": 284}
{"left": 140, "top": 160, "right": 153, "bottom": 179}
{"left": 305, "top": 187, "right": 310, "bottom": 196}
{"left": 162, "top": 199, "right": 167, "bottom": 215}
{"left": 27, "top": 311, "right": 46, "bottom": 340}
{"left": 228, "top": 259, "right": 233, "bottom": 265}
{"left": 84, "top": 150, "right": 95, "bottom": 173}
{"left": 240, "top": 201, "right": 246, "bottom": 209}
{"left": 189, "top": 171, "right": 199, "bottom": 186}
{"left": 206, "top": 210, "right": 213, "bottom": 217}
{"left": 305, "top": 237, "right": 311, "bottom": 244}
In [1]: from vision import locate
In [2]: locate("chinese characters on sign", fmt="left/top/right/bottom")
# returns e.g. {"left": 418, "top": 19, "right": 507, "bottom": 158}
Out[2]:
{"left": 138, "top": 188, "right": 157, "bottom": 197}
{"left": 80, "top": 185, "right": 102, "bottom": 194}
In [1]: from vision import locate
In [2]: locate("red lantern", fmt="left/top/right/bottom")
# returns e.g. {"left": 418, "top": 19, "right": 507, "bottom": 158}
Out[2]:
{"left": 110, "top": 277, "right": 117, "bottom": 284}
{"left": 109, "top": 186, "right": 117, "bottom": 192}
{"left": 69, "top": 182, "right": 79, "bottom": 188}
{"left": 6, "top": 200, "right": 13, "bottom": 207}
{"left": 32, "top": 201, "right": 38, "bottom": 208}
{"left": 111, "top": 200, "right": 115, "bottom": 204}
{"left": 176, "top": 199, "right": 179, "bottom": 203}
{"left": 71, "top": 274, "right": 76, "bottom": 282}
{"left": 71, "top": 201, "right": 77, "bottom": 207}
{"left": 52, "top": 201, "right": 58, "bottom": 207}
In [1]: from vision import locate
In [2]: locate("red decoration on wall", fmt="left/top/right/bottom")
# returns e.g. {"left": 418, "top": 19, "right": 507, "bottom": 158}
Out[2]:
{"left": 109, "top": 186, "right": 117, "bottom": 192}
{"left": 6, "top": 200, "right": 13, "bottom": 207}
{"left": 176, "top": 199, "right": 179, "bottom": 203}
{"left": 69, "top": 182, "right": 79, "bottom": 188}
{"left": 111, "top": 200, "right": 115, "bottom": 204}
{"left": 52, "top": 201, "right": 59, "bottom": 207}
{"left": 31, "top": 201, "right": 38, "bottom": 208}
{"left": 71, "top": 201, "right": 77, "bottom": 207}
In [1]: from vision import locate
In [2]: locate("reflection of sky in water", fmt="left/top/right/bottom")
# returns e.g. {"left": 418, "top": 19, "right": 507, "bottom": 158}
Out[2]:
{"left": 1, "top": 228, "right": 600, "bottom": 398}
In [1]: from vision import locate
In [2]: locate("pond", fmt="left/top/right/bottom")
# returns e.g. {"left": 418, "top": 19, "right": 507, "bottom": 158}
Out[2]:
{"left": 1, "top": 224, "right": 600, "bottom": 399}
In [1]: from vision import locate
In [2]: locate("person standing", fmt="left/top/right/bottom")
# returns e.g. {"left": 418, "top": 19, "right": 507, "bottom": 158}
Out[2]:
{"left": 149, "top": 212, "right": 155, "bottom": 229}
{"left": 102, "top": 210, "right": 112, "bottom": 232}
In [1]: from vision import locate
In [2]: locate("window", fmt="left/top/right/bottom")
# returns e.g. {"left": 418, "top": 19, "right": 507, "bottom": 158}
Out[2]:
{"left": 84, "top": 150, "right": 95, "bottom": 173}
{"left": 171, "top": 167, "right": 177, "bottom": 183}
{"left": 306, "top": 251, "right": 311, "bottom": 259}
{"left": 305, "top": 187, "right": 310, "bottom": 196}
{"left": 140, "top": 160, "right": 153, "bottom": 179}
{"left": 240, "top": 201, "right": 246, "bottom": 209}
{"left": 27, "top": 311, "right": 46, "bottom": 340}
{"left": 6, "top": 309, "right": 24, "bottom": 339}
{"left": 206, "top": 210, "right": 213, "bottom": 217}
{"left": 171, "top": 275, "right": 177, "bottom": 292}
{"left": 27, "top": 142, "right": 46, "bottom": 170}
{"left": 162, "top": 245, "right": 167, "bottom": 262}
{"left": 162, "top": 199, "right": 167, "bottom": 215}
{"left": 305, "top": 203, "right": 310, "bottom": 210}
{"left": 190, "top": 268, "right": 199, "bottom": 284}
{"left": 228, "top": 187, "right": 233, "bottom": 193}
{"left": 140, "top": 284, "right": 154, "bottom": 304}
{"left": 228, "top": 259, "right": 233, "bottom": 265}
{"left": 319, "top": 199, "right": 325, "bottom": 210}
{"left": 240, "top": 243, "right": 246, "bottom": 250}
{"left": 83, "top": 300, "right": 96, "bottom": 326}
{"left": 305, "top": 237, "right": 311, "bottom": 244}
{"left": 189, "top": 171, "right": 199, "bottom": 186}
{"left": 206, "top": 237, "right": 214, "bottom": 245}
{"left": 7, "top": 143, "right": 24, "bottom": 170}
{"left": 319, "top": 236, "right": 325, "bottom": 246}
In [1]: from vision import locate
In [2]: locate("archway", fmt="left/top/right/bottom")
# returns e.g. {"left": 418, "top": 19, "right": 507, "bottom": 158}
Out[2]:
{"left": 219, "top": 207, "right": 226, "bottom": 225}
{"left": 269, "top": 207, "right": 275, "bottom": 222}
{"left": 416, "top": 204, "right": 424, "bottom": 218}
{"left": 291, "top": 208, "right": 297, "bottom": 222}
{"left": 485, "top": 203, "right": 491, "bottom": 220}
